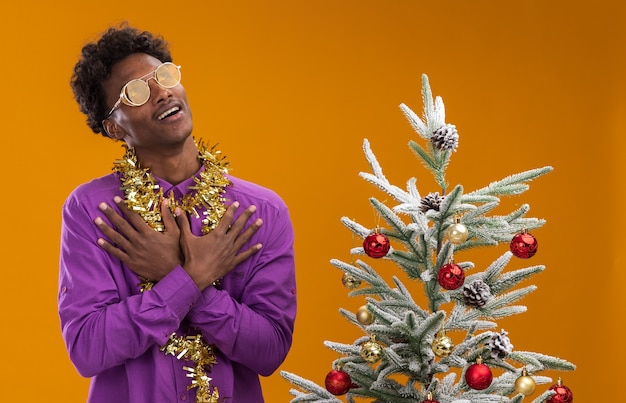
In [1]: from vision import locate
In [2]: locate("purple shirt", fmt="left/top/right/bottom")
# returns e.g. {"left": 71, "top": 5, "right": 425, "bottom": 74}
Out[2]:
{"left": 58, "top": 171, "right": 296, "bottom": 403}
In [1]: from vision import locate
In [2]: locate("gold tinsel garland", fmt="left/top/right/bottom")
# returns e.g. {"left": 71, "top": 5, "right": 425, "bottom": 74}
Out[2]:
{"left": 113, "top": 139, "right": 231, "bottom": 234}
{"left": 112, "top": 139, "right": 230, "bottom": 402}
{"left": 161, "top": 333, "right": 220, "bottom": 402}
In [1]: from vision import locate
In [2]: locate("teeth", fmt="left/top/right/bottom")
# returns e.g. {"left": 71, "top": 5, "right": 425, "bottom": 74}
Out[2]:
{"left": 158, "top": 106, "right": 180, "bottom": 121}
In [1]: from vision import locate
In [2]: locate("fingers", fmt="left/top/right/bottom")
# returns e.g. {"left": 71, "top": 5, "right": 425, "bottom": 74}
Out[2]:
{"left": 96, "top": 236, "right": 130, "bottom": 262}
{"left": 215, "top": 201, "right": 240, "bottom": 234}
{"left": 233, "top": 242, "right": 263, "bottom": 266}
{"left": 160, "top": 198, "right": 179, "bottom": 233}
{"left": 229, "top": 204, "right": 264, "bottom": 262}
{"left": 96, "top": 196, "right": 178, "bottom": 238}
{"left": 96, "top": 197, "right": 145, "bottom": 237}
{"left": 94, "top": 196, "right": 162, "bottom": 256}
{"left": 227, "top": 203, "right": 257, "bottom": 235}
{"left": 174, "top": 206, "right": 192, "bottom": 236}
{"left": 233, "top": 216, "right": 263, "bottom": 247}
{"left": 95, "top": 207, "right": 133, "bottom": 251}
{"left": 173, "top": 200, "right": 263, "bottom": 251}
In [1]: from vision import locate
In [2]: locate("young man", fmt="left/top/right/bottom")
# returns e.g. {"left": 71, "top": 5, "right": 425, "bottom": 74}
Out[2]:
{"left": 59, "top": 25, "right": 296, "bottom": 403}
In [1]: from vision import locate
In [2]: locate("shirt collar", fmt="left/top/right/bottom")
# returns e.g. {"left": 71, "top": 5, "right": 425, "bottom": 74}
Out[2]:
{"left": 153, "top": 164, "right": 205, "bottom": 199}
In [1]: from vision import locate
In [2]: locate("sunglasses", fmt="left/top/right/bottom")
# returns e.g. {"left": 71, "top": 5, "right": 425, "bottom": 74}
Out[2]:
{"left": 107, "top": 62, "right": 182, "bottom": 117}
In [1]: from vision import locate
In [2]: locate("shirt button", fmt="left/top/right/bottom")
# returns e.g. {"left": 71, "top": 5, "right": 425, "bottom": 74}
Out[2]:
{"left": 180, "top": 393, "right": 187, "bottom": 401}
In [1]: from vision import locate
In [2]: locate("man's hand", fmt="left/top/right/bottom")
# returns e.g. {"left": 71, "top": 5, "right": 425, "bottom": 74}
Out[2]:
{"left": 95, "top": 196, "right": 182, "bottom": 281}
{"left": 175, "top": 201, "right": 263, "bottom": 291}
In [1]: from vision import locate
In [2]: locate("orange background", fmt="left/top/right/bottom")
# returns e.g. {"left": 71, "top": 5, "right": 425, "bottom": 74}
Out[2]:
{"left": 1, "top": 1, "right": 624, "bottom": 401}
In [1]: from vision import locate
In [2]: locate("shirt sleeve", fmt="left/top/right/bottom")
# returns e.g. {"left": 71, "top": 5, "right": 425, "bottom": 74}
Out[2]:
{"left": 58, "top": 195, "right": 202, "bottom": 378}
{"left": 185, "top": 204, "right": 297, "bottom": 377}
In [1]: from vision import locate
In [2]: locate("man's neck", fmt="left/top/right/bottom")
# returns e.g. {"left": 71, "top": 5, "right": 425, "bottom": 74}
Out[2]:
{"left": 134, "top": 139, "right": 201, "bottom": 185}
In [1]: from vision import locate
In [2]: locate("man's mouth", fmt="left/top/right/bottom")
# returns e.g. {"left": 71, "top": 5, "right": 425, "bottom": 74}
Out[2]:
{"left": 157, "top": 106, "right": 181, "bottom": 121}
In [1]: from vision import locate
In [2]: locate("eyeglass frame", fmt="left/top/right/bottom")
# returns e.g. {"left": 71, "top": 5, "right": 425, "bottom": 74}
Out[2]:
{"left": 106, "top": 62, "right": 182, "bottom": 117}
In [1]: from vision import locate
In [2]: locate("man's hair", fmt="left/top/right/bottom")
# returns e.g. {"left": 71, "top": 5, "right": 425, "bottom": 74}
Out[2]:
{"left": 71, "top": 24, "right": 172, "bottom": 137}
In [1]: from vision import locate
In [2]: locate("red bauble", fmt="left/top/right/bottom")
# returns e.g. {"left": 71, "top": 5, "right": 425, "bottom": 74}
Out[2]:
{"left": 547, "top": 378, "right": 573, "bottom": 403}
{"left": 324, "top": 369, "right": 352, "bottom": 395}
{"left": 423, "top": 392, "right": 440, "bottom": 403}
{"left": 363, "top": 232, "right": 390, "bottom": 258}
{"left": 437, "top": 263, "right": 465, "bottom": 290}
{"left": 465, "top": 360, "right": 493, "bottom": 390}
{"left": 510, "top": 232, "right": 538, "bottom": 259}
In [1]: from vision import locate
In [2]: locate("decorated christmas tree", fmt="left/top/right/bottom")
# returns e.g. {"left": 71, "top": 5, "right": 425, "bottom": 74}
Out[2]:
{"left": 280, "top": 75, "right": 575, "bottom": 403}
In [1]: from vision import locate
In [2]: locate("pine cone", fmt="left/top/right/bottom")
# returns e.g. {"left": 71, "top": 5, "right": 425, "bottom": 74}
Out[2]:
{"left": 419, "top": 192, "right": 445, "bottom": 213}
{"left": 487, "top": 329, "right": 513, "bottom": 359}
{"left": 463, "top": 280, "right": 492, "bottom": 308}
{"left": 431, "top": 124, "right": 459, "bottom": 152}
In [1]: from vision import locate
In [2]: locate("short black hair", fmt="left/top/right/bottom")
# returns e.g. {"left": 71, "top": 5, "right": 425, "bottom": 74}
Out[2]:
{"left": 71, "top": 24, "right": 172, "bottom": 137}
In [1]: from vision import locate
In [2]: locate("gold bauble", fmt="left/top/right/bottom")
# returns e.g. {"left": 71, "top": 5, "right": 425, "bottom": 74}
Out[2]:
{"left": 360, "top": 338, "right": 383, "bottom": 363}
{"left": 431, "top": 332, "right": 454, "bottom": 357}
{"left": 342, "top": 272, "right": 362, "bottom": 290}
{"left": 356, "top": 305, "right": 375, "bottom": 325}
{"left": 446, "top": 222, "right": 469, "bottom": 244}
{"left": 514, "top": 368, "right": 536, "bottom": 396}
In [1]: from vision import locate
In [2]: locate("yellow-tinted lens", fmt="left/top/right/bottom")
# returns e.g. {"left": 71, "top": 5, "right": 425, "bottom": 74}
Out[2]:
{"left": 155, "top": 63, "right": 181, "bottom": 88}
{"left": 123, "top": 80, "right": 150, "bottom": 105}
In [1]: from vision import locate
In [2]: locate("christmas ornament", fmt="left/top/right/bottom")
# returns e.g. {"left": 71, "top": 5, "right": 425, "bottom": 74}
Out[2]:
{"left": 487, "top": 329, "right": 513, "bottom": 359}
{"left": 419, "top": 192, "right": 445, "bottom": 213}
{"left": 363, "top": 232, "right": 390, "bottom": 258}
{"left": 437, "top": 261, "right": 465, "bottom": 290}
{"left": 514, "top": 368, "right": 536, "bottom": 396}
{"left": 324, "top": 369, "right": 353, "bottom": 396}
{"left": 161, "top": 333, "right": 219, "bottom": 402}
{"left": 341, "top": 272, "right": 362, "bottom": 289}
{"left": 463, "top": 280, "right": 492, "bottom": 308}
{"left": 356, "top": 305, "right": 375, "bottom": 325}
{"left": 431, "top": 123, "right": 459, "bottom": 152}
{"left": 510, "top": 231, "right": 538, "bottom": 259}
{"left": 432, "top": 330, "right": 454, "bottom": 357}
{"left": 465, "top": 357, "right": 493, "bottom": 390}
{"left": 360, "top": 336, "right": 384, "bottom": 363}
{"left": 547, "top": 378, "right": 573, "bottom": 403}
{"left": 446, "top": 216, "right": 469, "bottom": 244}
{"left": 423, "top": 392, "right": 440, "bottom": 403}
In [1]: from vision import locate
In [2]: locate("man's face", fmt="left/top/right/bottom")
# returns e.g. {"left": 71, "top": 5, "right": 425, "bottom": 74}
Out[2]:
{"left": 102, "top": 53, "right": 193, "bottom": 152}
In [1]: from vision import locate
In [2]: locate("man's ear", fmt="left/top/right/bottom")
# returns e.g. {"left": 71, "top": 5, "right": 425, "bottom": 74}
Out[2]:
{"left": 102, "top": 119, "right": 124, "bottom": 140}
